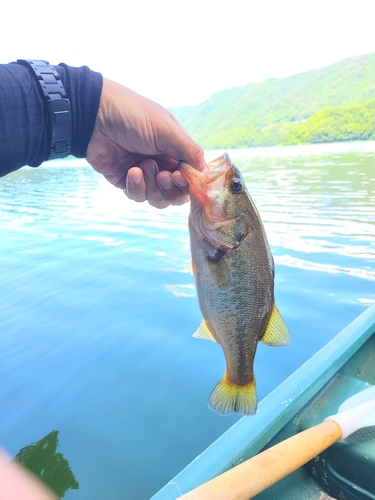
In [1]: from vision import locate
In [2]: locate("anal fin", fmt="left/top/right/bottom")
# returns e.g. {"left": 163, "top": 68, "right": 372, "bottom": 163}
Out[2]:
{"left": 261, "top": 303, "right": 291, "bottom": 346}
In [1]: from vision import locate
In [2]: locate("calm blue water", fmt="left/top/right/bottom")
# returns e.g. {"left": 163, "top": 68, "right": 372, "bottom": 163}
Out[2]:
{"left": 0, "top": 142, "right": 374, "bottom": 499}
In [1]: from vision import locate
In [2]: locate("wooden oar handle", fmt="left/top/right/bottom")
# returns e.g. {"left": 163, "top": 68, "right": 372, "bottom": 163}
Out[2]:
{"left": 180, "top": 420, "right": 342, "bottom": 500}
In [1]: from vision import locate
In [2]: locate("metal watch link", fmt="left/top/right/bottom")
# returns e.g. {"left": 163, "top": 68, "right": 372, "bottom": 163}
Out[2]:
{"left": 17, "top": 59, "right": 72, "bottom": 160}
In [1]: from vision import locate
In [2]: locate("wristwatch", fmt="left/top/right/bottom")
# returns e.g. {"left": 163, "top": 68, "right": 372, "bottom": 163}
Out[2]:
{"left": 17, "top": 59, "right": 72, "bottom": 160}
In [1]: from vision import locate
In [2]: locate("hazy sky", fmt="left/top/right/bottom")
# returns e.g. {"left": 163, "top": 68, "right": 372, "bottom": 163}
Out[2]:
{"left": 2, "top": 0, "right": 375, "bottom": 107}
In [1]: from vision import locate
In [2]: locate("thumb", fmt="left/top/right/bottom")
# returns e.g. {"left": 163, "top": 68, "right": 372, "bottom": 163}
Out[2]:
{"left": 159, "top": 116, "right": 206, "bottom": 172}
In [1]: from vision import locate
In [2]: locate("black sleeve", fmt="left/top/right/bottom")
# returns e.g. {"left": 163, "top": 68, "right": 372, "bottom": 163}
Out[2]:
{"left": 0, "top": 62, "right": 103, "bottom": 177}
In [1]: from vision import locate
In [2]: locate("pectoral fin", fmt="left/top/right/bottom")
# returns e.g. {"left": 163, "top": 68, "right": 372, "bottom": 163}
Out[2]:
{"left": 193, "top": 319, "right": 217, "bottom": 343}
{"left": 261, "top": 304, "right": 291, "bottom": 346}
{"left": 207, "top": 252, "right": 231, "bottom": 291}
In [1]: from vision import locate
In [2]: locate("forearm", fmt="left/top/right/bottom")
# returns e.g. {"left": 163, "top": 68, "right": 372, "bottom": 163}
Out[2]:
{"left": 0, "top": 62, "right": 103, "bottom": 177}
{"left": 0, "top": 63, "right": 46, "bottom": 175}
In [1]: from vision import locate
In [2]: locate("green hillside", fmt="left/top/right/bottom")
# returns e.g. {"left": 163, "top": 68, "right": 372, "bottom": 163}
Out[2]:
{"left": 286, "top": 101, "right": 375, "bottom": 145}
{"left": 170, "top": 53, "right": 375, "bottom": 148}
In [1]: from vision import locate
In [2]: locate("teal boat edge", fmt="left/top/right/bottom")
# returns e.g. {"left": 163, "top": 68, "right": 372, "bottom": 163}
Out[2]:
{"left": 152, "top": 303, "right": 375, "bottom": 499}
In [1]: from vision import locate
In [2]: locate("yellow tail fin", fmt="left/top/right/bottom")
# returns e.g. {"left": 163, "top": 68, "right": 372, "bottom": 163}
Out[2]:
{"left": 208, "top": 375, "right": 257, "bottom": 416}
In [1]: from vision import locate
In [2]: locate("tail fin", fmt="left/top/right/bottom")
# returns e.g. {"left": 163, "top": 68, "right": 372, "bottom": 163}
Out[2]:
{"left": 208, "top": 375, "right": 257, "bottom": 416}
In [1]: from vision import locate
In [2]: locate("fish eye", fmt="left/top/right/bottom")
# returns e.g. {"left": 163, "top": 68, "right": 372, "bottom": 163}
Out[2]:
{"left": 231, "top": 179, "right": 243, "bottom": 194}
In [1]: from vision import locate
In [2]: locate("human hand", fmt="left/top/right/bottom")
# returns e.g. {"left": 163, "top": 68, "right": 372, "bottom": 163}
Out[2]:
{"left": 0, "top": 449, "right": 57, "bottom": 500}
{"left": 86, "top": 78, "right": 205, "bottom": 209}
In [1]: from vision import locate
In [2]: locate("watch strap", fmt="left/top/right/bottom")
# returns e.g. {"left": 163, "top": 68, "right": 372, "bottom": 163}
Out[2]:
{"left": 17, "top": 59, "right": 72, "bottom": 160}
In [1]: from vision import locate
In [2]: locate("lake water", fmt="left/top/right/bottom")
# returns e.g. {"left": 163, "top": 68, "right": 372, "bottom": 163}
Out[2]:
{"left": 0, "top": 142, "right": 374, "bottom": 499}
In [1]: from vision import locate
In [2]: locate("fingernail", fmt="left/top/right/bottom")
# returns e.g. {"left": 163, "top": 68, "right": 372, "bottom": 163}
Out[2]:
{"left": 174, "top": 171, "right": 188, "bottom": 188}
{"left": 130, "top": 169, "right": 143, "bottom": 185}
{"left": 144, "top": 162, "right": 157, "bottom": 180}
{"left": 158, "top": 175, "right": 172, "bottom": 190}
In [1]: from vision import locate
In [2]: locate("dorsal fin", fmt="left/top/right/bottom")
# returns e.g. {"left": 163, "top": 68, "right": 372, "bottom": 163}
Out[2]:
{"left": 193, "top": 319, "right": 217, "bottom": 343}
{"left": 190, "top": 258, "right": 196, "bottom": 281}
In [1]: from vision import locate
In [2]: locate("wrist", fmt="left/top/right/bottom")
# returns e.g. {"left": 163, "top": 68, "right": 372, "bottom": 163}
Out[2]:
{"left": 17, "top": 60, "right": 72, "bottom": 160}
{"left": 56, "top": 64, "right": 103, "bottom": 159}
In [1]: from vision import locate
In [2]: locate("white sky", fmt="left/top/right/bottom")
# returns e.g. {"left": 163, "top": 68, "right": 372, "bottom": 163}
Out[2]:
{"left": 2, "top": 0, "right": 375, "bottom": 108}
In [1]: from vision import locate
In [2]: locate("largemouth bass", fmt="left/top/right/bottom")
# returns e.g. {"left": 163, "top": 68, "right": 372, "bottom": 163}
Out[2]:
{"left": 179, "top": 153, "right": 290, "bottom": 416}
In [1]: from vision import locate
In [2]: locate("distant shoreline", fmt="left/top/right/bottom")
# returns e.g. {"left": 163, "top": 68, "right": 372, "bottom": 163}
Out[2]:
{"left": 171, "top": 53, "right": 375, "bottom": 152}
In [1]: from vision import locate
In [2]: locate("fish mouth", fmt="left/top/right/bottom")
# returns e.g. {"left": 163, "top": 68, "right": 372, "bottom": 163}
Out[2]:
{"left": 179, "top": 153, "right": 231, "bottom": 203}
